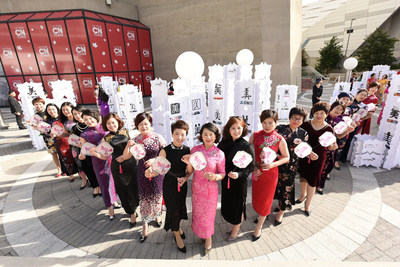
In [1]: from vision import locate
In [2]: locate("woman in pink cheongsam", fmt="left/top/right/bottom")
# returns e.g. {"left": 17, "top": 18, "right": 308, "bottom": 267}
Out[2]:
{"left": 190, "top": 123, "right": 225, "bottom": 256}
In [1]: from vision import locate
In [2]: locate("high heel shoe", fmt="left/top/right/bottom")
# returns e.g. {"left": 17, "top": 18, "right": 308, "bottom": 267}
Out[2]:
{"left": 174, "top": 236, "right": 186, "bottom": 253}
{"left": 80, "top": 181, "right": 87, "bottom": 190}
{"left": 109, "top": 215, "right": 114, "bottom": 221}
{"left": 295, "top": 197, "right": 306, "bottom": 204}
{"left": 304, "top": 210, "right": 311, "bottom": 217}
{"left": 129, "top": 212, "right": 138, "bottom": 228}
{"left": 113, "top": 204, "right": 122, "bottom": 209}
{"left": 140, "top": 234, "right": 147, "bottom": 243}
{"left": 155, "top": 220, "right": 162, "bottom": 228}
{"left": 274, "top": 219, "right": 282, "bottom": 226}
{"left": 93, "top": 193, "right": 99, "bottom": 198}
{"left": 252, "top": 232, "right": 262, "bottom": 242}
{"left": 204, "top": 247, "right": 212, "bottom": 256}
{"left": 253, "top": 215, "right": 269, "bottom": 224}
{"left": 180, "top": 231, "right": 186, "bottom": 240}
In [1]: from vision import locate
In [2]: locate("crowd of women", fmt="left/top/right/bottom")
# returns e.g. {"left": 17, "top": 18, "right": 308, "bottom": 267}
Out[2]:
{"left": 27, "top": 81, "right": 377, "bottom": 256}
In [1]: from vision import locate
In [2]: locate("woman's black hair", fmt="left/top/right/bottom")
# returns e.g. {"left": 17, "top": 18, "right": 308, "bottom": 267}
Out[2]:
{"left": 197, "top": 123, "right": 221, "bottom": 143}
{"left": 59, "top": 102, "right": 75, "bottom": 123}
{"left": 45, "top": 103, "right": 60, "bottom": 119}
{"left": 71, "top": 105, "right": 85, "bottom": 122}
{"left": 98, "top": 88, "right": 109, "bottom": 102}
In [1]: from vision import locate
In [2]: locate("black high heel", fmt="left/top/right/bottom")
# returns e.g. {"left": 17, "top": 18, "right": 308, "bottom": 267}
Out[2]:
{"left": 180, "top": 231, "right": 186, "bottom": 240}
{"left": 174, "top": 236, "right": 186, "bottom": 253}
{"left": 295, "top": 197, "right": 306, "bottom": 204}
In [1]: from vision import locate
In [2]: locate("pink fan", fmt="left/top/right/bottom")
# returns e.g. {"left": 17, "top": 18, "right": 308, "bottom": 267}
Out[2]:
{"left": 352, "top": 113, "right": 362, "bottom": 122}
{"left": 334, "top": 121, "right": 349, "bottom": 135}
{"left": 68, "top": 134, "right": 81, "bottom": 147}
{"left": 260, "top": 147, "right": 277, "bottom": 170}
{"left": 189, "top": 151, "right": 207, "bottom": 172}
{"left": 343, "top": 116, "right": 353, "bottom": 126}
{"left": 96, "top": 142, "right": 114, "bottom": 157}
{"left": 30, "top": 114, "right": 43, "bottom": 125}
{"left": 81, "top": 142, "right": 96, "bottom": 156}
{"left": 355, "top": 108, "right": 368, "bottom": 119}
{"left": 294, "top": 142, "right": 312, "bottom": 158}
{"left": 36, "top": 121, "right": 51, "bottom": 133}
{"left": 152, "top": 156, "right": 172, "bottom": 175}
{"left": 366, "top": 103, "right": 376, "bottom": 112}
{"left": 318, "top": 132, "right": 336, "bottom": 147}
{"left": 129, "top": 143, "right": 146, "bottom": 160}
{"left": 51, "top": 124, "right": 64, "bottom": 137}
{"left": 229, "top": 151, "right": 253, "bottom": 189}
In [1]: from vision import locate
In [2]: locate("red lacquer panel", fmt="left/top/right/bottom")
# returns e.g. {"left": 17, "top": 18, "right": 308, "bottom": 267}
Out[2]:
{"left": 65, "top": 19, "right": 93, "bottom": 74}
{"left": 28, "top": 21, "right": 57, "bottom": 74}
{"left": 46, "top": 20, "right": 75, "bottom": 74}
{"left": 9, "top": 22, "right": 39, "bottom": 75}
{"left": 0, "top": 24, "right": 21, "bottom": 76}
{"left": 137, "top": 29, "right": 153, "bottom": 71}
{"left": 77, "top": 74, "right": 96, "bottom": 104}
{"left": 107, "top": 23, "right": 128, "bottom": 72}
{"left": 124, "top": 26, "right": 141, "bottom": 71}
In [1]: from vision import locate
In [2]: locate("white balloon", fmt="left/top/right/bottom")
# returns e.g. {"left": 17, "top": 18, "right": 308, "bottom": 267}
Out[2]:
{"left": 175, "top": 51, "right": 205, "bottom": 80}
{"left": 236, "top": 49, "right": 254, "bottom": 65}
{"left": 343, "top": 57, "right": 358, "bottom": 70}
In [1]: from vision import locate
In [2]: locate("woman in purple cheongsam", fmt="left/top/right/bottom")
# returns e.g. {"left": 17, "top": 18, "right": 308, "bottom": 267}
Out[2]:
{"left": 79, "top": 109, "right": 119, "bottom": 220}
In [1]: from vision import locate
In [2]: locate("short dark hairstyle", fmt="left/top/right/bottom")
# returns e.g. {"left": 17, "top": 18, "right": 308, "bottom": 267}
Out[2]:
{"left": 197, "top": 123, "right": 221, "bottom": 143}
{"left": 60, "top": 102, "right": 75, "bottom": 123}
{"left": 311, "top": 102, "right": 330, "bottom": 115}
{"left": 45, "top": 103, "right": 60, "bottom": 119}
{"left": 82, "top": 109, "right": 101, "bottom": 122}
{"left": 369, "top": 82, "right": 378, "bottom": 88}
{"left": 98, "top": 88, "right": 109, "bottom": 102}
{"left": 356, "top": 89, "right": 368, "bottom": 95}
{"left": 289, "top": 107, "right": 308, "bottom": 122}
{"left": 330, "top": 101, "right": 345, "bottom": 114}
{"left": 171, "top": 120, "right": 189, "bottom": 134}
{"left": 32, "top": 97, "right": 45, "bottom": 105}
{"left": 134, "top": 112, "right": 153, "bottom": 128}
{"left": 260, "top": 109, "right": 278, "bottom": 123}
{"left": 222, "top": 116, "right": 248, "bottom": 140}
{"left": 8, "top": 90, "right": 15, "bottom": 95}
{"left": 370, "top": 73, "right": 376, "bottom": 77}
{"left": 102, "top": 113, "right": 124, "bottom": 131}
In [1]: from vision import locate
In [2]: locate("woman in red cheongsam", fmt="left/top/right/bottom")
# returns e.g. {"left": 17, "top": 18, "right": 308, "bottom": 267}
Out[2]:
{"left": 249, "top": 109, "right": 289, "bottom": 242}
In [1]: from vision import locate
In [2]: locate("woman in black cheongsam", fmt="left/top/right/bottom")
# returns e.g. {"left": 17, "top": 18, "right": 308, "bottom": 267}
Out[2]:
{"left": 274, "top": 107, "right": 309, "bottom": 225}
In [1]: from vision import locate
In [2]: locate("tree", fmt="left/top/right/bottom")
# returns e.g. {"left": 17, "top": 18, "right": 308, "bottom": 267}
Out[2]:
{"left": 302, "top": 49, "right": 308, "bottom": 66}
{"left": 355, "top": 29, "right": 399, "bottom": 71}
{"left": 315, "top": 36, "right": 343, "bottom": 74}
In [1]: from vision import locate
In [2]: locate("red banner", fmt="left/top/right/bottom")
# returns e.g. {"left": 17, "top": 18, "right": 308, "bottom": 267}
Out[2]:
{"left": 9, "top": 23, "right": 40, "bottom": 75}
{"left": 107, "top": 23, "right": 128, "bottom": 72}
{"left": 46, "top": 20, "right": 75, "bottom": 74}
{"left": 86, "top": 20, "right": 112, "bottom": 73}
{"left": 65, "top": 19, "right": 93, "bottom": 74}
{"left": 124, "top": 26, "right": 141, "bottom": 71}
{"left": 129, "top": 71, "right": 144, "bottom": 92}
{"left": 0, "top": 24, "right": 21, "bottom": 76}
{"left": 142, "top": 71, "right": 153, "bottom": 96}
{"left": 28, "top": 21, "right": 57, "bottom": 74}
{"left": 77, "top": 74, "right": 96, "bottom": 104}
{"left": 138, "top": 29, "right": 153, "bottom": 71}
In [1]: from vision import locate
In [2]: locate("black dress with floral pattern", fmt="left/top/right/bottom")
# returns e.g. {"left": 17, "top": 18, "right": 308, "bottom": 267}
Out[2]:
{"left": 275, "top": 124, "right": 308, "bottom": 211}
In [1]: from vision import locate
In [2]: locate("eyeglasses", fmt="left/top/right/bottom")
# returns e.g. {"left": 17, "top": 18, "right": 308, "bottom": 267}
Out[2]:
{"left": 290, "top": 117, "right": 303, "bottom": 122}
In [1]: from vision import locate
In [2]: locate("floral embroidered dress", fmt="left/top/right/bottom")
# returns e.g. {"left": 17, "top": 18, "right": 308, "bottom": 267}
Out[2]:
{"left": 274, "top": 125, "right": 308, "bottom": 211}
{"left": 191, "top": 144, "right": 225, "bottom": 239}
{"left": 252, "top": 130, "right": 282, "bottom": 217}
{"left": 134, "top": 132, "right": 166, "bottom": 223}
{"left": 53, "top": 119, "right": 77, "bottom": 176}
{"left": 81, "top": 123, "right": 117, "bottom": 208}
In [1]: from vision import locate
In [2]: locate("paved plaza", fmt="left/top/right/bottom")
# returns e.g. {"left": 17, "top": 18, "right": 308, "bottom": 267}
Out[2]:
{"left": 0, "top": 84, "right": 400, "bottom": 265}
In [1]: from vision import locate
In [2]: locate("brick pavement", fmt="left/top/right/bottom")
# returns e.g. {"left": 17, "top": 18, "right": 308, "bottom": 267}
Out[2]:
{"left": 1, "top": 89, "right": 400, "bottom": 263}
